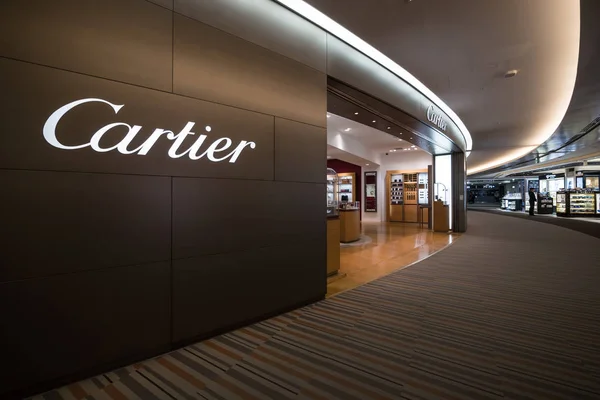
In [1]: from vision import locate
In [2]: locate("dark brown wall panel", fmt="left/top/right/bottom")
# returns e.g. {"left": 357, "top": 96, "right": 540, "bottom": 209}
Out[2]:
{"left": 173, "top": 178, "right": 325, "bottom": 259}
{"left": 172, "top": 240, "right": 326, "bottom": 343}
{"left": 0, "top": 0, "right": 173, "bottom": 91}
{"left": 173, "top": 14, "right": 327, "bottom": 128}
{"left": 147, "top": 0, "right": 173, "bottom": 9}
{"left": 275, "top": 118, "right": 327, "bottom": 183}
{"left": 0, "top": 1, "right": 327, "bottom": 397}
{"left": 0, "top": 261, "right": 171, "bottom": 396}
{"left": 0, "top": 58, "right": 274, "bottom": 181}
{"left": 174, "top": 0, "right": 327, "bottom": 72}
{"left": 0, "top": 170, "right": 171, "bottom": 282}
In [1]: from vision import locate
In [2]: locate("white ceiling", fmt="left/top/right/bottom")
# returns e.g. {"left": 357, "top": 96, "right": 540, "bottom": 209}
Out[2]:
{"left": 307, "top": 0, "right": 580, "bottom": 174}
{"left": 327, "top": 113, "right": 424, "bottom": 157}
{"left": 327, "top": 145, "right": 375, "bottom": 167}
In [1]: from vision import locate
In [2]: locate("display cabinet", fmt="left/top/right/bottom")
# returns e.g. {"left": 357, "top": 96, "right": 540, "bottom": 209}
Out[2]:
{"left": 326, "top": 168, "right": 340, "bottom": 275}
{"left": 326, "top": 168, "right": 339, "bottom": 217}
{"left": 387, "top": 169, "right": 428, "bottom": 223}
{"left": 389, "top": 173, "right": 404, "bottom": 222}
{"left": 556, "top": 192, "right": 567, "bottom": 215}
{"left": 556, "top": 190, "right": 599, "bottom": 217}
{"left": 537, "top": 195, "right": 554, "bottom": 214}
{"left": 337, "top": 172, "right": 355, "bottom": 204}
{"left": 501, "top": 193, "right": 523, "bottom": 211}
{"left": 569, "top": 193, "right": 595, "bottom": 215}
{"left": 403, "top": 173, "right": 418, "bottom": 222}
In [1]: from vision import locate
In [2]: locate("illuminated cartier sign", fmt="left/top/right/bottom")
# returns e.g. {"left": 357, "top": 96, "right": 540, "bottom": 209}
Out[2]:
{"left": 426, "top": 105, "right": 447, "bottom": 131}
{"left": 43, "top": 98, "right": 256, "bottom": 162}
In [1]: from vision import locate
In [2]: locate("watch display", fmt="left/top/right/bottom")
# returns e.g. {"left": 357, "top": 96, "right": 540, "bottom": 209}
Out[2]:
{"left": 390, "top": 174, "right": 403, "bottom": 205}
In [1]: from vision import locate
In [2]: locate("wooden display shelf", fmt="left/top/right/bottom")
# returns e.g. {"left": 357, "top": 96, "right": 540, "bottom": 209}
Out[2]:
{"left": 337, "top": 172, "right": 356, "bottom": 204}
{"left": 386, "top": 169, "right": 430, "bottom": 223}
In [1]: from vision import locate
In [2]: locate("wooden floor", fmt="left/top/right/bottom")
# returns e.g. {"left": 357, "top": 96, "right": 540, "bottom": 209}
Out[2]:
{"left": 327, "top": 222, "right": 456, "bottom": 296}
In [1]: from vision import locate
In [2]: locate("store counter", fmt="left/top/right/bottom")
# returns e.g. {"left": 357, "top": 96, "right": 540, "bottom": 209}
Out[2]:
{"left": 339, "top": 208, "right": 360, "bottom": 243}
{"left": 326, "top": 215, "right": 340, "bottom": 276}
{"left": 433, "top": 200, "right": 449, "bottom": 232}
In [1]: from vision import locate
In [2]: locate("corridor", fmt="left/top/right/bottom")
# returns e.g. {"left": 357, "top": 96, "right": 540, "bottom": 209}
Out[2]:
{"left": 32, "top": 212, "right": 600, "bottom": 399}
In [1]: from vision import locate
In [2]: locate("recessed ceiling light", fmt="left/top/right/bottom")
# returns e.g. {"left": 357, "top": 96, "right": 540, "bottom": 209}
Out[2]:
{"left": 326, "top": 114, "right": 330, "bottom": 118}
{"left": 205, "top": 125, "right": 212, "bottom": 132}
{"left": 354, "top": 112, "right": 359, "bottom": 115}
{"left": 372, "top": 120, "right": 376, "bottom": 123}
{"left": 410, "top": 137, "right": 413, "bottom": 139}
{"left": 344, "top": 128, "right": 351, "bottom": 132}
{"left": 398, "top": 139, "right": 402, "bottom": 141}
{"left": 366, "top": 163, "right": 369, "bottom": 166}
{"left": 411, "top": 145, "right": 416, "bottom": 148}
{"left": 387, "top": 127, "right": 391, "bottom": 129}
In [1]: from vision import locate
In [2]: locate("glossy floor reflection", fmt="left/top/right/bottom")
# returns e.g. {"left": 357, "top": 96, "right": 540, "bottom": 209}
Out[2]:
{"left": 327, "top": 222, "right": 457, "bottom": 297}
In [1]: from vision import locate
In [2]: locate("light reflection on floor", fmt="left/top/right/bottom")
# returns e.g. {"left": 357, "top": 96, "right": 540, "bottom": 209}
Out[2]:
{"left": 326, "top": 222, "right": 457, "bottom": 297}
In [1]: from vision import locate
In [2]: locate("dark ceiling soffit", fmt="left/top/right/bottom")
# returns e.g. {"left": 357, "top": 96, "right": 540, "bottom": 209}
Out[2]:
{"left": 327, "top": 77, "right": 460, "bottom": 155}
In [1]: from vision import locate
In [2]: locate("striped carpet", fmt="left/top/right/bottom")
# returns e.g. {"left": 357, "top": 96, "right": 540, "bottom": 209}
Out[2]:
{"left": 30, "top": 212, "right": 600, "bottom": 399}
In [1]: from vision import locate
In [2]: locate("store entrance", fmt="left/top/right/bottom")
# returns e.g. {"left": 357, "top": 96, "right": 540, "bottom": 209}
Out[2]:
{"left": 325, "top": 111, "right": 452, "bottom": 295}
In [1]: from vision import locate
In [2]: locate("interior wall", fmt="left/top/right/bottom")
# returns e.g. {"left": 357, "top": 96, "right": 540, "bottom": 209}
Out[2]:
{"left": 0, "top": 0, "right": 327, "bottom": 397}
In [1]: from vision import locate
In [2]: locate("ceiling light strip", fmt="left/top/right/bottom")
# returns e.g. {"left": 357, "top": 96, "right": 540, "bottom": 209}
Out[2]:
{"left": 273, "top": 0, "right": 472, "bottom": 153}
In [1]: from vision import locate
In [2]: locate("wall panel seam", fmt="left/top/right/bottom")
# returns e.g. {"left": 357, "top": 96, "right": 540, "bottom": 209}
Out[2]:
{"left": 171, "top": 10, "right": 327, "bottom": 75}
{"left": 0, "top": 167, "right": 329, "bottom": 185}
{"left": 0, "top": 56, "right": 325, "bottom": 129}
{"left": 0, "top": 259, "right": 172, "bottom": 285}
{"left": 171, "top": 239, "right": 326, "bottom": 263}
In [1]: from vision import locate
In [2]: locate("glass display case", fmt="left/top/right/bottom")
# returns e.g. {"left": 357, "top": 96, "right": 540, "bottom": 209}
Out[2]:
{"left": 326, "top": 168, "right": 339, "bottom": 217}
{"left": 556, "top": 190, "right": 599, "bottom": 217}
{"left": 501, "top": 193, "right": 523, "bottom": 211}
{"left": 569, "top": 192, "right": 595, "bottom": 215}
{"left": 338, "top": 173, "right": 355, "bottom": 204}
{"left": 556, "top": 192, "right": 567, "bottom": 215}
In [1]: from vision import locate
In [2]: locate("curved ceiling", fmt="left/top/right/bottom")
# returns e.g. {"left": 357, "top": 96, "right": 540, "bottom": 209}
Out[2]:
{"left": 301, "top": 0, "right": 580, "bottom": 174}
{"left": 470, "top": 0, "right": 600, "bottom": 178}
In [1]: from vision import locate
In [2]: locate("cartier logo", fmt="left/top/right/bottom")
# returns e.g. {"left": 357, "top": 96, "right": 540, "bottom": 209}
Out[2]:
{"left": 426, "top": 105, "right": 447, "bottom": 131}
{"left": 43, "top": 98, "right": 256, "bottom": 163}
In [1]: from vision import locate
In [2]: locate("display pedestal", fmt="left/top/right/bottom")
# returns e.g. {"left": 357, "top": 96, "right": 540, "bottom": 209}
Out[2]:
{"left": 326, "top": 216, "right": 340, "bottom": 276}
{"left": 339, "top": 209, "right": 360, "bottom": 243}
{"left": 433, "top": 200, "right": 449, "bottom": 232}
{"left": 537, "top": 196, "right": 553, "bottom": 214}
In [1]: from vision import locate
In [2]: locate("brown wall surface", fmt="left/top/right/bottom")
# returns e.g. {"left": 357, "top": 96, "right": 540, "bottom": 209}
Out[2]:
{"left": 0, "top": 0, "right": 327, "bottom": 397}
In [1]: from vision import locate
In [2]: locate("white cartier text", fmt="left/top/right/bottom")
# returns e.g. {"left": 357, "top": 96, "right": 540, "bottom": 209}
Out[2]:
{"left": 43, "top": 98, "right": 256, "bottom": 163}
